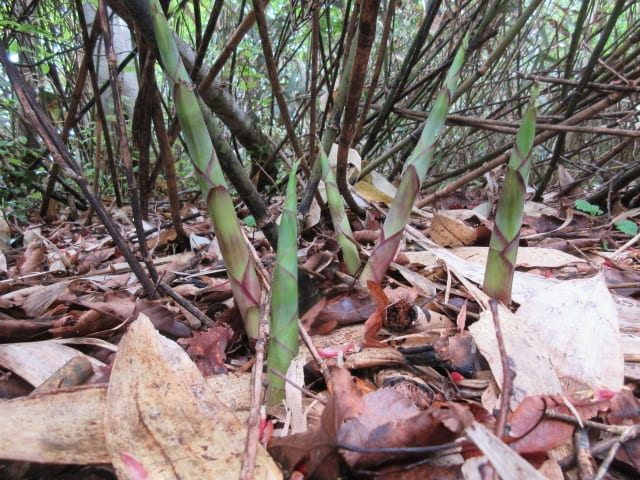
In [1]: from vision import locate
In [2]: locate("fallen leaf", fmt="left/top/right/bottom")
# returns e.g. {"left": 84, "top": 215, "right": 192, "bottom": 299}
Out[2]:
{"left": 508, "top": 395, "right": 609, "bottom": 455}
{"left": 133, "top": 298, "right": 190, "bottom": 338}
{"left": 429, "top": 210, "right": 485, "bottom": 247}
{"left": 105, "top": 314, "right": 281, "bottom": 479}
{"left": 469, "top": 305, "right": 562, "bottom": 409}
{"left": 516, "top": 274, "right": 624, "bottom": 395}
{"left": 0, "top": 386, "right": 110, "bottom": 463}
{"left": 178, "top": 324, "right": 234, "bottom": 375}
{"left": 364, "top": 281, "right": 388, "bottom": 347}
{"left": 18, "top": 241, "right": 45, "bottom": 275}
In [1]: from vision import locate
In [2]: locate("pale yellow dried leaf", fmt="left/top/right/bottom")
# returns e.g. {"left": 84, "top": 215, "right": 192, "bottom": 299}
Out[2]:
{"left": 0, "top": 385, "right": 110, "bottom": 464}
{"left": 451, "top": 246, "right": 585, "bottom": 268}
{"left": 516, "top": 274, "right": 624, "bottom": 394}
{"left": 469, "top": 306, "right": 562, "bottom": 408}
{"left": 463, "top": 422, "right": 546, "bottom": 480}
{"left": 104, "top": 314, "right": 281, "bottom": 479}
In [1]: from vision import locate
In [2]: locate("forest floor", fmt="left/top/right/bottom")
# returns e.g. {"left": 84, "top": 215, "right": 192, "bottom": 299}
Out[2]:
{"left": 0, "top": 183, "right": 639, "bottom": 479}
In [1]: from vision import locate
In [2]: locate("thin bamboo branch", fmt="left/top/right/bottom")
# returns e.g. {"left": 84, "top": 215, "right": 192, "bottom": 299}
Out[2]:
{"left": 251, "top": 0, "right": 305, "bottom": 164}
{"left": 360, "top": 0, "right": 443, "bottom": 158}
{"left": 98, "top": 0, "right": 159, "bottom": 285}
{"left": 0, "top": 39, "right": 157, "bottom": 297}
{"left": 336, "top": 0, "right": 380, "bottom": 216}
{"left": 417, "top": 84, "right": 639, "bottom": 207}
{"left": 535, "top": 0, "right": 627, "bottom": 200}
{"left": 517, "top": 73, "right": 640, "bottom": 93}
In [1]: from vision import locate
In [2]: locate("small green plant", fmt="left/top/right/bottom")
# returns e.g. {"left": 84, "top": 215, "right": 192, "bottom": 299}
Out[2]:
{"left": 574, "top": 199, "right": 603, "bottom": 216}
{"left": 614, "top": 219, "right": 638, "bottom": 236}
{"left": 242, "top": 215, "right": 257, "bottom": 228}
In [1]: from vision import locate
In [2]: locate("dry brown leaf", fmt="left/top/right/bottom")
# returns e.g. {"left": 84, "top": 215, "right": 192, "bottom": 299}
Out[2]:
{"left": 429, "top": 210, "right": 484, "bottom": 247}
{"left": 104, "top": 314, "right": 281, "bottom": 479}
{"left": 133, "top": 298, "right": 190, "bottom": 338}
{"left": 178, "top": 324, "right": 234, "bottom": 375}
{"left": 508, "top": 395, "right": 609, "bottom": 455}
{"left": 18, "top": 241, "right": 46, "bottom": 275}
{"left": 49, "top": 309, "right": 122, "bottom": 337}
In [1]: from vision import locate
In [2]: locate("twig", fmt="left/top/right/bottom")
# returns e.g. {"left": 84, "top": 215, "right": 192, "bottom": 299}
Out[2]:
{"left": 0, "top": 39, "right": 157, "bottom": 298}
{"left": 242, "top": 228, "right": 272, "bottom": 292}
{"left": 240, "top": 290, "right": 271, "bottom": 480}
{"left": 610, "top": 229, "right": 640, "bottom": 260}
{"left": 489, "top": 299, "right": 514, "bottom": 439}
{"left": 557, "top": 423, "right": 640, "bottom": 470}
{"left": 517, "top": 72, "right": 640, "bottom": 93}
{"left": 269, "top": 368, "right": 327, "bottom": 405}
{"left": 544, "top": 410, "right": 627, "bottom": 434}
{"left": 574, "top": 428, "right": 597, "bottom": 480}
{"left": 158, "top": 281, "right": 214, "bottom": 327}
{"left": 368, "top": 103, "right": 640, "bottom": 137}
{"left": 594, "top": 426, "right": 635, "bottom": 480}
{"left": 417, "top": 86, "right": 637, "bottom": 208}
{"left": 298, "top": 319, "right": 332, "bottom": 388}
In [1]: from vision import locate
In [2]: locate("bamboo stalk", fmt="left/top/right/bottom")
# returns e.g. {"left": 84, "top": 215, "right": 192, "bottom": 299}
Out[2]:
{"left": 267, "top": 164, "right": 299, "bottom": 405}
{"left": 147, "top": 0, "right": 262, "bottom": 339}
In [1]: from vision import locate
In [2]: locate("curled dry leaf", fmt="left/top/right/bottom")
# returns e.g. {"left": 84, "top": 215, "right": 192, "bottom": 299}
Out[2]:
{"left": 50, "top": 309, "right": 121, "bottom": 338}
{"left": 17, "top": 241, "right": 46, "bottom": 275}
{"left": 302, "top": 293, "right": 376, "bottom": 336}
{"left": 178, "top": 324, "right": 234, "bottom": 375}
{"left": 133, "top": 298, "right": 190, "bottom": 338}
{"left": 364, "top": 281, "right": 388, "bottom": 347}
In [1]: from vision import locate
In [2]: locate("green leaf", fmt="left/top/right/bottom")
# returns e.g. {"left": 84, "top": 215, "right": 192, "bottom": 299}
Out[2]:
{"left": 614, "top": 220, "right": 638, "bottom": 236}
{"left": 574, "top": 199, "right": 603, "bottom": 216}
{"left": 243, "top": 215, "right": 256, "bottom": 228}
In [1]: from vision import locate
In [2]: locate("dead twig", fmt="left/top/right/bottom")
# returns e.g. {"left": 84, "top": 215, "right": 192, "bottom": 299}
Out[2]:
{"left": 489, "top": 299, "right": 514, "bottom": 439}
{"left": 268, "top": 368, "right": 327, "bottom": 405}
{"left": 240, "top": 290, "right": 271, "bottom": 480}
{"left": 298, "top": 319, "right": 332, "bottom": 389}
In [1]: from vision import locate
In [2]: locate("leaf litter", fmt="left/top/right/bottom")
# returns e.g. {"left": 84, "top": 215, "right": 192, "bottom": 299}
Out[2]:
{"left": 0, "top": 194, "right": 638, "bottom": 480}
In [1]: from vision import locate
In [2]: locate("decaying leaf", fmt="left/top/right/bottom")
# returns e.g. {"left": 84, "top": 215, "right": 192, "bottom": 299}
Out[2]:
{"left": 302, "top": 293, "right": 376, "bottom": 336}
{"left": 17, "top": 241, "right": 46, "bottom": 275}
{"left": 178, "top": 324, "right": 234, "bottom": 375}
{"left": 469, "top": 304, "right": 562, "bottom": 409}
{"left": 104, "top": 314, "right": 281, "bottom": 479}
{"left": 269, "top": 367, "right": 474, "bottom": 477}
{"left": 0, "top": 385, "right": 110, "bottom": 464}
{"left": 364, "top": 281, "right": 388, "bottom": 347}
{"left": 508, "top": 395, "right": 610, "bottom": 455}
{"left": 429, "top": 210, "right": 487, "bottom": 247}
